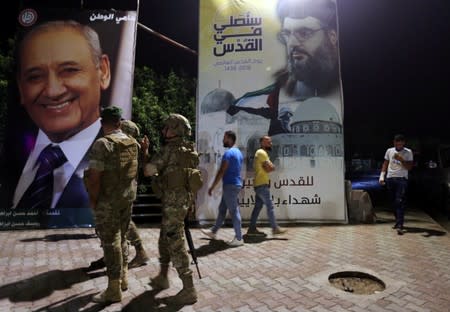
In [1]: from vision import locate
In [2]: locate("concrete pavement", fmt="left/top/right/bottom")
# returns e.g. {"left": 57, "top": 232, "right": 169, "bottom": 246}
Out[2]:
{"left": 1, "top": 206, "right": 450, "bottom": 312}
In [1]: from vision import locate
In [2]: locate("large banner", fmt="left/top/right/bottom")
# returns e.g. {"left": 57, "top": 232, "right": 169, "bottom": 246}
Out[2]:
{"left": 197, "top": 0, "right": 347, "bottom": 222}
{"left": 0, "top": 7, "right": 138, "bottom": 229}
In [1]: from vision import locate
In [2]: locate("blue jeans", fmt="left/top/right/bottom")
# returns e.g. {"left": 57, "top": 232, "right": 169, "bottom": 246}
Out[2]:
{"left": 249, "top": 185, "right": 278, "bottom": 229}
{"left": 386, "top": 177, "right": 408, "bottom": 227}
{"left": 212, "top": 184, "right": 242, "bottom": 240}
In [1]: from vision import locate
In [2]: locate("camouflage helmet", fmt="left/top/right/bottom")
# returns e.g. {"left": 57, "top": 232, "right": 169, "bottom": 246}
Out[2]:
{"left": 121, "top": 119, "right": 140, "bottom": 139}
{"left": 164, "top": 113, "right": 191, "bottom": 137}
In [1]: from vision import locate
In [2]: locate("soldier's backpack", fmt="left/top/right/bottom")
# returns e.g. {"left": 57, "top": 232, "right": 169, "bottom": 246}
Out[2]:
{"left": 177, "top": 142, "right": 204, "bottom": 194}
{"left": 186, "top": 167, "right": 203, "bottom": 194}
{"left": 104, "top": 134, "right": 139, "bottom": 183}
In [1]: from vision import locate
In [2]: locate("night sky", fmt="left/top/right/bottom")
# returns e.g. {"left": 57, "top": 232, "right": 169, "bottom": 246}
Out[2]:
{"left": 5, "top": 0, "right": 450, "bottom": 160}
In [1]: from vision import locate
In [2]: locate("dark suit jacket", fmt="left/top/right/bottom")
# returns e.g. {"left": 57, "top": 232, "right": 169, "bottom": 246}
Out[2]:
{"left": 1, "top": 124, "right": 102, "bottom": 229}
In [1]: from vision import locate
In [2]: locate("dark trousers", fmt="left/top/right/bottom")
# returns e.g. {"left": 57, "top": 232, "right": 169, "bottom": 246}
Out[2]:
{"left": 386, "top": 177, "right": 408, "bottom": 227}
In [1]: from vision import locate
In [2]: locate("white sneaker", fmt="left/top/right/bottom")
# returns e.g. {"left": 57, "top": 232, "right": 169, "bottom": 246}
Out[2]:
{"left": 201, "top": 228, "right": 217, "bottom": 240}
{"left": 227, "top": 237, "right": 244, "bottom": 247}
{"left": 272, "top": 227, "right": 287, "bottom": 235}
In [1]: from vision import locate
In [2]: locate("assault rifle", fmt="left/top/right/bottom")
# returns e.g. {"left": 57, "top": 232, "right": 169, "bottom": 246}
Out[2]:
{"left": 184, "top": 217, "right": 202, "bottom": 279}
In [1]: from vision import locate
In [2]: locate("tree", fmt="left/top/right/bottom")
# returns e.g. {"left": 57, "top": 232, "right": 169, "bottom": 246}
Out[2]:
{"left": 131, "top": 66, "right": 197, "bottom": 194}
{"left": 131, "top": 66, "right": 196, "bottom": 153}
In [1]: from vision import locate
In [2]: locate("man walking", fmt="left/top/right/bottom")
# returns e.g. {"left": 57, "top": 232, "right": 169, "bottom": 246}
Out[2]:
{"left": 247, "top": 136, "right": 287, "bottom": 236}
{"left": 379, "top": 134, "right": 413, "bottom": 235}
{"left": 142, "top": 114, "right": 199, "bottom": 305}
{"left": 202, "top": 130, "right": 244, "bottom": 247}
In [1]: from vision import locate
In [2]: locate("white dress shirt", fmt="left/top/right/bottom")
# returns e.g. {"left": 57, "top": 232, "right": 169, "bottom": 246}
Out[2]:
{"left": 12, "top": 119, "right": 101, "bottom": 209}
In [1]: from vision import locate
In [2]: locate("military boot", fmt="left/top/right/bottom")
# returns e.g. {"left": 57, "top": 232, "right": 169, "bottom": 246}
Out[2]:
{"left": 172, "top": 272, "right": 197, "bottom": 305}
{"left": 121, "top": 265, "right": 128, "bottom": 291}
{"left": 128, "top": 244, "right": 150, "bottom": 269}
{"left": 149, "top": 264, "right": 169, "bottom": 290}
{"left": 92, "top": 279, "right": 122, "bottom": 303}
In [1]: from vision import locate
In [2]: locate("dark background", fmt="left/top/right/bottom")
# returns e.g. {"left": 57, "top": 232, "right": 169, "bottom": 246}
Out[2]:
{"left": 5, "top": 0, "right": 450, "bottom": 163}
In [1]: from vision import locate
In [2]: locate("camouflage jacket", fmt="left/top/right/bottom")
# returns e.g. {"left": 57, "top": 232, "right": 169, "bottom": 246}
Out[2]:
{"left": 88, "top": 130, "right": 139, "bottom": 202}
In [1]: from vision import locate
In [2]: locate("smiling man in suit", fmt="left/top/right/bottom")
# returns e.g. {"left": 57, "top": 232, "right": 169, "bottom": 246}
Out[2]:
{"left": 8, "top": 19, "right": 111, "bottom": 227}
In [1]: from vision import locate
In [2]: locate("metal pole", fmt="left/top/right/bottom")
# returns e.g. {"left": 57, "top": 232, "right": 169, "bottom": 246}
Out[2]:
{"left": 137, "top": 22, "right": 197, "bottom": 56}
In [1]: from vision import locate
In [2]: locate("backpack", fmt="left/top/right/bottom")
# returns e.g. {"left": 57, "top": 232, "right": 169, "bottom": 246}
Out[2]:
{"left": 186, "top": 167, "right": 203, "bottom": 194}
{"left": 150, "top": 141, "right": 203, "bottom": 197}
{"left": 104, "top": 134, "right": 139, "bottom": 183}
{"left": 177, "top": 142, "right": 204, "bottom": 194}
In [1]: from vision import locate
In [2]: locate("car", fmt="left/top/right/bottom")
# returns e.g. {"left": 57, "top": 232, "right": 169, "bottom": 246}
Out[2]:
{"left": 408, "top": 142, "right": 450, "bottom": 218}
{"left": 345, "top": 158, "right": 386, "bottom": 206}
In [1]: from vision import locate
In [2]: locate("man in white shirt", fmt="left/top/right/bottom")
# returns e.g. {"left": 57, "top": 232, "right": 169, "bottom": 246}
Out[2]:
{"left": 379, "top": 134, "right": 414, "bottom": 235}
{"left": 8, "top": 20, "right": 111, "bottom": 228}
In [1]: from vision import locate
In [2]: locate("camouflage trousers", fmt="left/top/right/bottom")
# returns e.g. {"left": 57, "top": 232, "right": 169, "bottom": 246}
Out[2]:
{"left": 127, "top": 220, "right": 142, "bottom": 247}
{"left": 95, "top": 219, "right": 142, "bottom": 248}
{"left": 159, "top": 189, "right": 192, "bottom": 276}
{"left": 94, "top": 198, "right": 133, "bottom": 280}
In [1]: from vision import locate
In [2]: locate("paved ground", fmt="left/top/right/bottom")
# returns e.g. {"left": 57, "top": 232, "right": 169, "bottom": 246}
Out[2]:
{"left": 1, "top": 205, "right": 450, "bottom": 312}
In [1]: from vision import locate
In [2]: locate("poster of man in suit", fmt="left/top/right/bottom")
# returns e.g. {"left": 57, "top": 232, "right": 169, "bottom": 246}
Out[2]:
{"left": 0, "top": 6, "right": 138, "bottom": 229}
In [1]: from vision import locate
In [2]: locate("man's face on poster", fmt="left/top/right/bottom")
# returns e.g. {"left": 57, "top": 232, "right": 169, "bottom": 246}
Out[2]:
{"left": 280, "top": 16, "right": 338, "bottom": 87}
{"left": 17, "top": 27, "right": 111, "bottom": 143}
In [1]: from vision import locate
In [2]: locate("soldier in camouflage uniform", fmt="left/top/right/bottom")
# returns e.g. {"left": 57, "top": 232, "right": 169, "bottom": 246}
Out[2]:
{"left": 87, "top": 119, "right": 149, "bottom": 271}
{"left": 84, "top": 106, "right": 139, "bottom": 303}
{"left": 142, "top": 113, "right": 199, "bottom": 305}
{"left": 120, "top": 119, "right": 150, "bottom": 267}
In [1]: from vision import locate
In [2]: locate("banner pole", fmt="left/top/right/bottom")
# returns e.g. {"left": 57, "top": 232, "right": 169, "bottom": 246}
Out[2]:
{"left": 137, "top": 22, "right": 197, "bottom": 56}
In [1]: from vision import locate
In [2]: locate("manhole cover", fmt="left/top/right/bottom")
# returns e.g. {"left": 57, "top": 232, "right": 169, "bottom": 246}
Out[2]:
{"left": 328, "top": 271, "right": 386, "bottom": 295}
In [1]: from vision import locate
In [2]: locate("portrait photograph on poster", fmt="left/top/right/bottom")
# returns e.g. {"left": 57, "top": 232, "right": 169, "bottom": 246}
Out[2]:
{"left": 197, "top": 0, "right": 346, "bottom": 223}
{"left": 0, "top": 7, "right": 138, "bottom": 229}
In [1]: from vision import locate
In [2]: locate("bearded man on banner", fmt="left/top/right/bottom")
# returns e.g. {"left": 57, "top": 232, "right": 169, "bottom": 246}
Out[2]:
{"left": 227, "top": 0, "right": 341, "bottom": 136}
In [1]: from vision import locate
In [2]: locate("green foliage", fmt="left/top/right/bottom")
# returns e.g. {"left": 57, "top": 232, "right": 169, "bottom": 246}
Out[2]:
{"left": 131, "top": 66, "right": 196, "bottom": 154}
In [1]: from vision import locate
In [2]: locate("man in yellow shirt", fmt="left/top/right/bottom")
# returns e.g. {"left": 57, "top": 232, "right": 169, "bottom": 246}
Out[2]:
{"left": 247, "top": 136, "right": 287, "bottom": 236}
